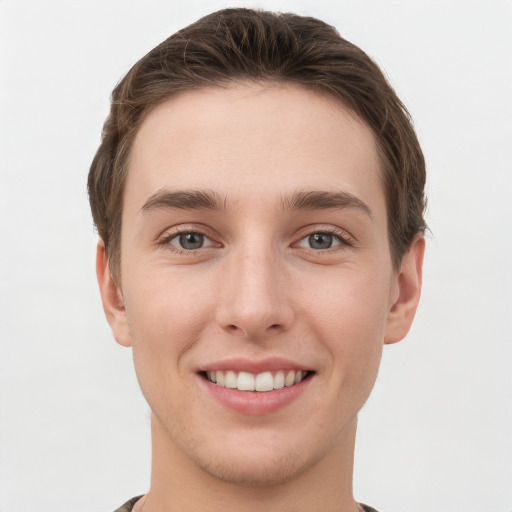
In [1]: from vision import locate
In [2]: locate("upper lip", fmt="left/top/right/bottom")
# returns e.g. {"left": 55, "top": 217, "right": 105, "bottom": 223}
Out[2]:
{"left": 199, "top": 357, "right": 312, "bottom": 374}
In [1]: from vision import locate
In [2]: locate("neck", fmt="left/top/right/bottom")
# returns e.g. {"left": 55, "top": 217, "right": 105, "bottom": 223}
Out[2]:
{"left": 141, "top": 413, "right": 360, "bottom": 512}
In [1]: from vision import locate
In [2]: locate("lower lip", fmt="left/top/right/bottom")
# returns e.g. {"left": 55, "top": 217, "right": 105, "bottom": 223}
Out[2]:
{"left": 199, "top": 374, "right": 313, "bottom": 415}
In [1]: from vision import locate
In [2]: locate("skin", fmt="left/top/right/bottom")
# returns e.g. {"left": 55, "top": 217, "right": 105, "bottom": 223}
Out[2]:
{"left": 97, "top": 83, "right": 424, "bottom": 512}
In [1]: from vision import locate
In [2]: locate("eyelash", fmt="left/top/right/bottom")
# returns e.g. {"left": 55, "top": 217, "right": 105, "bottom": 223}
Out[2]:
{"left": 157, "top": 226, "right": 354, "bottom": 254}
{"left": 294, "top": 226, "right": 354, "bottom": 252}
{"left": 158, "top": 227, "right": 218, "bottom": 255}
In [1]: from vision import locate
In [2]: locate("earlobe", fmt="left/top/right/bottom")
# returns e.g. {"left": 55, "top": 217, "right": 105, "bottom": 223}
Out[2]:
{"left": 96, "top": 240, "right": 132, "bottom": 347}
{"left": 384, "top": 234, "right": 425, "bottom": 345}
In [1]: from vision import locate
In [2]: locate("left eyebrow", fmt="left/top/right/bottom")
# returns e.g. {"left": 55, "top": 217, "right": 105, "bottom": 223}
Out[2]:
{"left": 281, "top": 190, "right": 373, "bottom": 218}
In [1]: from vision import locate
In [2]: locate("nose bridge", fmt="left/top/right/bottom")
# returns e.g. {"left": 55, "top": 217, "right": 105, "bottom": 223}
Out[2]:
{"left": 217, "top": 235, "right": 291, "bottom": 338}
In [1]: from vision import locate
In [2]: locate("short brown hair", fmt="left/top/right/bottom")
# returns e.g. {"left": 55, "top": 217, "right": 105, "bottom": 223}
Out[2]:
{"left": 88, "top": 7, "right": 426, "bottom": 280}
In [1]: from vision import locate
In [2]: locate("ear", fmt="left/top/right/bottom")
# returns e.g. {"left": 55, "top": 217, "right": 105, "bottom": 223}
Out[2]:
{"left": 96, "top": 240, "right": 132, "bottom": 347}
{"left": 384, "top": 234, "right": 425, "bottom": 345}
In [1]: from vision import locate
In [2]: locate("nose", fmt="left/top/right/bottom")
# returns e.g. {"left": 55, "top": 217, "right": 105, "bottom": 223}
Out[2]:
{"left": 215, "top": 242, "right": 294, "bottom": 341}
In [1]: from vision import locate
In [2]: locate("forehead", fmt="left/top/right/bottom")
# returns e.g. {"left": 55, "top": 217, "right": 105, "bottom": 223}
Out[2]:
{"left": 125, "top": 83, "right": 385, "bottom": 218}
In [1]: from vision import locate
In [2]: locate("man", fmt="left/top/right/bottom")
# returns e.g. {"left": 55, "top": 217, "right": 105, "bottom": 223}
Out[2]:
{"left": 88, "top": 8, "right": 426, "bottom": 512}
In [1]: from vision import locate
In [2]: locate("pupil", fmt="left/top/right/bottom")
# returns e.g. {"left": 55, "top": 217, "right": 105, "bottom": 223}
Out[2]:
{"left": 309, "top": 233, "right": 332, "bottom": 249}
{"left": 179, "top": 233, "right": 204, "bottom": 250}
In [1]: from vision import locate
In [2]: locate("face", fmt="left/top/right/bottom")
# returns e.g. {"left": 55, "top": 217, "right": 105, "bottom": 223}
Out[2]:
{"left": 98, "top": 83, "right": 423, "bottom": 487}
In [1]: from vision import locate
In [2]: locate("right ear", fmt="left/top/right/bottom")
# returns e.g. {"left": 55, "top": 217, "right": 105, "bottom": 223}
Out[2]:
{"left": 96, "top": 240, "right": 132, "bottom": 347}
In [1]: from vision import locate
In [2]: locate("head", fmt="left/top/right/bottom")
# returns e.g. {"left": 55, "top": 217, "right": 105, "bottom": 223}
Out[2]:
{"left": 89, "top": 8, "right": 426, "bottom": 495}
{"left": 88, "top": 8, "right": 426, "bottom": 284}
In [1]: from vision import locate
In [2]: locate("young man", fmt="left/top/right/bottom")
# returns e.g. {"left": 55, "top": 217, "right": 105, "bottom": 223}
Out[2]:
{"left": 88, "top": 8, "right": 426, "bottom": 512}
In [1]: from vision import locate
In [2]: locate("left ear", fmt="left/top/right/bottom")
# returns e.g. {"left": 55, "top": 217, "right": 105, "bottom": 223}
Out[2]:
{"left": 384, "top": 234, "right": 425, "bottom": 345}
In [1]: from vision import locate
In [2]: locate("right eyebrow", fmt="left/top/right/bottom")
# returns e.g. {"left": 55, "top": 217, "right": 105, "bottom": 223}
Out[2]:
{"left": 140, "top": 189, "right": 225, "bottom": 213}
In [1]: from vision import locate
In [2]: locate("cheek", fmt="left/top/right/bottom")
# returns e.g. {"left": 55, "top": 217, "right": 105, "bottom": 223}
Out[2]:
{"left": 123, "top": 269, "right": 214, "bottom": 377}
{"left": 126, "top": 265, "right": 211, "bottom": 334}
{"left": 124, "top": 282, "right": 210, "bottom": 416}
{"left": 307, "top": 270, "right": 391, "bottom": 386}
{"left": 308, "top": 266, "right": 391, "bottom": 340}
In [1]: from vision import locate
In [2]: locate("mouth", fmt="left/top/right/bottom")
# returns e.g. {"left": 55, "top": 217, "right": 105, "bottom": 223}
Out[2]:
{"left": 198, "top": 358, "right": 315, "bottom": 414}
{"left": 200, "top": 369, "right": 313, "bottom": 392}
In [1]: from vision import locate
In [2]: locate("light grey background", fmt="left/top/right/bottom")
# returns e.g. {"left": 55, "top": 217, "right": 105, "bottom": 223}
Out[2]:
{"left": 1, "top": 1, "right": 511, "bottom": 511}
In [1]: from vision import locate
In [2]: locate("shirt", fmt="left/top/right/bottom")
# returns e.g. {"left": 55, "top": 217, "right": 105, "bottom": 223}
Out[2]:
{"left": 113, "top": 495, "right": 381, "bottom": 512}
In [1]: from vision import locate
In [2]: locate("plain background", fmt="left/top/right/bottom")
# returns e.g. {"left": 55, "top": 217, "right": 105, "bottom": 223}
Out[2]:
{"left": 1, "top": 1, "right": 511, "bottom": 511}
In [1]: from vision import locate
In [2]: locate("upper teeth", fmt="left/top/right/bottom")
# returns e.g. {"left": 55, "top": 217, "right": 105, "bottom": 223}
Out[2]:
{"left": 205, "top": 370, "right": 307, "bottom": 392}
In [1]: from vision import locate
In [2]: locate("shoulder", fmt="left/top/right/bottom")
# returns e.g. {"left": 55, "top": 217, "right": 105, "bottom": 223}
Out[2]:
{"left": 113, "top": 496, "right": 143, "bottom": 512}
{"left": 359, "top": 504, "right": 382, "bottom": 512}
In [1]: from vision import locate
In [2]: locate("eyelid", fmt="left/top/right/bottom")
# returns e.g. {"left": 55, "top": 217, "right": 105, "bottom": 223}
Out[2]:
{"left": 155, "top": 223, "right": 354, "bottom": 253}
{"left": 293, "top": 225, "right": 356, "bottom": 249}
{"left": 168, "top": 232, "right": 216, "bottom": 249}
{"left": 157, "top": 224, "right": 222, "bottom": 250}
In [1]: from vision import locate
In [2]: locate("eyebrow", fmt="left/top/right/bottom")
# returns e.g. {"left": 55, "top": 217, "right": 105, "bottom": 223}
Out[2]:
{"left": 140, "top": 188, "right": 372, "bottom": 218}
{"left": 141, "top": 189, "right": 225, "bottom": 213}
{"left": 282, "top": 190, "right": 373, "bottom": 218}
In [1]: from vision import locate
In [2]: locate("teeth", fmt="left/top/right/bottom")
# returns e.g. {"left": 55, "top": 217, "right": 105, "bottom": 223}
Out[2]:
{"left": 205, "top": 369, "right": 308, "bottom": 391}
{"left": 255, "top": 371, "right": 274, "bottom": 392}
{"left": 237, "top": 371, "right": 255, "bottom": 391}
{"left": 284, "top": 370, "right": 295, "bottom": 387}
{"left": 274, "top": 370, "right": 285, "bottom": 389}
{"left": 225, "top": 370, "right": 237, "bottom": 389}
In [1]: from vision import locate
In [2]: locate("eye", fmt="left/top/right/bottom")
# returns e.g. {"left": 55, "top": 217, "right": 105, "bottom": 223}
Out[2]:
{"left": 296, "top": 231, "right": 346, "bottom": 250}
{"left": 308, "top": 233, "right": 336, "bottom": 249}
{"left": 168, "top": 232, "right": 212, "bottom": 251}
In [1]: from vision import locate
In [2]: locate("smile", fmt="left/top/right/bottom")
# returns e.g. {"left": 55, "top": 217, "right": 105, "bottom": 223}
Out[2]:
{"left": 204, "top": 370, "right": 310, "bottom": 392}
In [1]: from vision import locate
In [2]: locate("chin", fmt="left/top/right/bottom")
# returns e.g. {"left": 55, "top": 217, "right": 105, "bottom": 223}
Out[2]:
{"left": 182, "top": 426, "right": 333, "bottom": 488}
{"left": 195, "top": 447, "right": 313, "bottom": 487}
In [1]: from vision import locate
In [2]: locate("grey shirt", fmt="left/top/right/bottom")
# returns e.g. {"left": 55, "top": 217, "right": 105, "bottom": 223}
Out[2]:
{"left": 114, "top": 496, "right": 381, "bottom": 512}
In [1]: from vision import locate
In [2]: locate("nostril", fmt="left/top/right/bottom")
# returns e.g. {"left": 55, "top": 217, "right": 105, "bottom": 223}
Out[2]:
{"left": 222, "top": 322, "right": 283, "bottom": 336}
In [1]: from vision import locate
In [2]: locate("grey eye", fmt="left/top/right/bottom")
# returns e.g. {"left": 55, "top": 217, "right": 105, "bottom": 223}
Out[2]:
{"left": 177, "top": 233, "right": 204, "bottom": 250}
{"left": 308, "top": 233, "right": 334, "bottom": 249}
